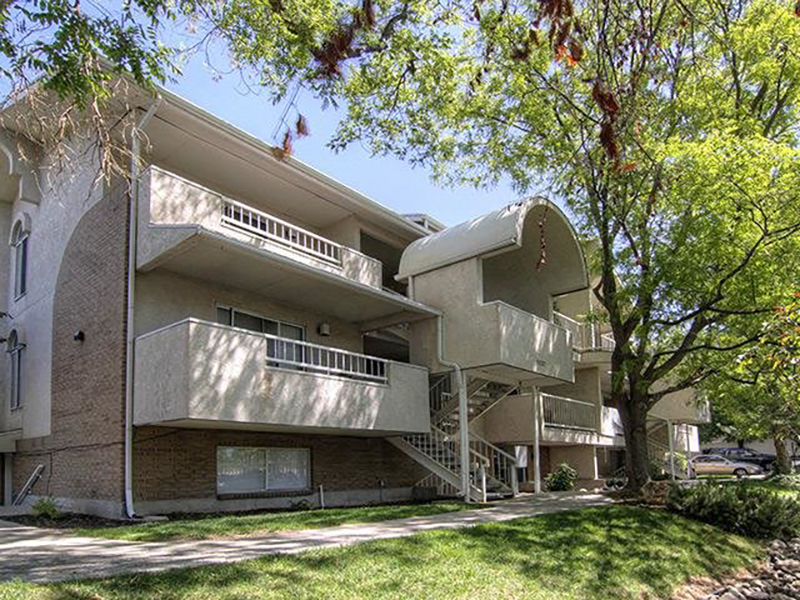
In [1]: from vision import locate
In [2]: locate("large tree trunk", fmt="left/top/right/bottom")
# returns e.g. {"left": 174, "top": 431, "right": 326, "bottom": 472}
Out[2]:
{"left": 619, "top": 391, "right": 651, "bottom": 493}
{"left": 774, "top": 437, "right": 792, "bottom": 475}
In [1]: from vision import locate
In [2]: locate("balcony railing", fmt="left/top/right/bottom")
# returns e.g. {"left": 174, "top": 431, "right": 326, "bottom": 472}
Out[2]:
{"left": 266, "top": 334, "right": 388, "bottom": 384}
{"left": 221, "top": 197, "right": 343, "bottom": 266}
{"left": 553, "top": 312, "right": 615, "bottom": 352}
{"left": 541, "top": 393, "right": 598, "bottom": 431}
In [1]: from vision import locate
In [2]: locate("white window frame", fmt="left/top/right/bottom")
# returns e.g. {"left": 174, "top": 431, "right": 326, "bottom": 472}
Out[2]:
{"left": 7, "top": 330, "right": 23, "bottom": 410}
{"left": 10, "top": 221, "right": 28, "bottom": 301}
{"left": 216, "top": 446, "right": 311, "bottom": 495}
{"left": 214, "top": 304, "right": 305, "bottom": 340}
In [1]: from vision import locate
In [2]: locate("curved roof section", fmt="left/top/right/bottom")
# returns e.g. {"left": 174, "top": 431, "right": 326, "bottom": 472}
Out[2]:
{"left": 398, "top": 197, "right": 589, "bottom": 292}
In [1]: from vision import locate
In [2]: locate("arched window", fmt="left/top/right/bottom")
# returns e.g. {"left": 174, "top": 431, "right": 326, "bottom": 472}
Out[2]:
{"left": 7, "top": 330, "right": 23, "bottom": 410}
{"left": 10, "top": 218, "right": 29, "bottom": 300}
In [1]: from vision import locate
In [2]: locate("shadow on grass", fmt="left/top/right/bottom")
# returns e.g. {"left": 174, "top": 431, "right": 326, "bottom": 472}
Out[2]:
{"left": 38, "top": 506, "right": 761, "bottom": 600}
{"left": 72, "top": 502, "right": 472, "bottom": 542}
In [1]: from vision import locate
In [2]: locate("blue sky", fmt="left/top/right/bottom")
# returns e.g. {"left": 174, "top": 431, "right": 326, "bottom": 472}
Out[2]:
{"left": 166, "top": 52, "right": 526, "bottom": 227}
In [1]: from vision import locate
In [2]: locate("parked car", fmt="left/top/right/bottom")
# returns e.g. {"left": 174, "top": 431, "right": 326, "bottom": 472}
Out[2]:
{"left": 702, "top": 447, "right": 776, "bottom": 471}
{"left": 689, "top": 454, "right": 764, "bottom": 478}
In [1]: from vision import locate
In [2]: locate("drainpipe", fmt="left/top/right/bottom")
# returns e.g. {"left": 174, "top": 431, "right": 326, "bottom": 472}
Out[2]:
{"left": 124, "top": 95, "right": 162, "bottom": 519}
{"left": 407, "top": 275, "right": 471, "bottom": 502}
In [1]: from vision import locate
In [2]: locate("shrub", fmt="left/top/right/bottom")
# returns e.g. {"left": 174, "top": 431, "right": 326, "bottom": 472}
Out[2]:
{"left": 769, "top": 474, "right": 800, "bottom": 490}
{"left": 544, "top": 463, "right": 578, "bottom": 492}
{"left": 31, "top": 497, "right": 61, "bottom": 520}
{"left": 667, "top": 483, "right": 800, "bottom": 540}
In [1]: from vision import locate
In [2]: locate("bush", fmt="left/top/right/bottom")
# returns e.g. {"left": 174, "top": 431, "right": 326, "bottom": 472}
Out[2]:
{"left": 769, "top": 474, "right": 800, "bottom": 490}
{"left": 544, "top": 463, "right": 578, "bottom": 492}
{"left": 31, "top": 497, "right": 61, "bottom": 520}
{"left": 667, "top": 483, "right": 800, "bottom": 540}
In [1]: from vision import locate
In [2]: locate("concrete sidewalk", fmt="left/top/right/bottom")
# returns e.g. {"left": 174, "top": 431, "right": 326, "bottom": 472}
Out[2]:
{"left": 0, "top": 492, "right": 613, "bottom": 584}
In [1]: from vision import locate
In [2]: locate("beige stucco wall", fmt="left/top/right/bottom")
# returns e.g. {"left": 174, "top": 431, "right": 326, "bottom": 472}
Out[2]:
{"left": 137, "top": 166, "right": 382, "bottom": 288}
{"left": 134, "top": 319, "right": 430, "bottom": 435}
{"left": 549, "top": 445, "right": 598, "bottom": 480}
{"left": 650, "top": 384, "right": 709, "bottom": 424}
{"left": 0, "top": 135, "right": 106, "bottom": 440}
{"left": 135, "top": 269, "right": 364, "bottom": 353}
{"left": 410, "top": 259, "right": 573, "bottom": 382}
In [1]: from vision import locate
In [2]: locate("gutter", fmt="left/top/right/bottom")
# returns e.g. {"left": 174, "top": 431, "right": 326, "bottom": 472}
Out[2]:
{"left": 124, "top": 95, "right": 162, "bottom": 519}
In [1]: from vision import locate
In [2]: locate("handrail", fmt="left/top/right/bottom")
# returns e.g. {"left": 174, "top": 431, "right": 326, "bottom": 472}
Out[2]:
{"left": 469, "top": 431, "right": 518, "bottom": 463}
{"left": 264, "top": 333, "right": 388, "bottom": 383}
{"left": 222, "top": 196, "right": 343, "bottom": 265}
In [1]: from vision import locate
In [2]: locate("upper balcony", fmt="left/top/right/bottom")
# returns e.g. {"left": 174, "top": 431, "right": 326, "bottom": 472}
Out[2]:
{"left": 136, "top": 166, "right": 438, "bottom": 328}
{"left": 134, "top": 319, "right": 430, "bottom": 436}
{"left": 138, "top": 165, "right": 381, "bottom": 285}
{"left": 553, "top": 312, "right": 615, "bottom": 355}
{"left": 401, "top": 199, "right": 589, "bottom": 384}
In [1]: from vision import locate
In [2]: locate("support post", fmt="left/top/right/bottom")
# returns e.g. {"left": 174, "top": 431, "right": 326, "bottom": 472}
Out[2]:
{"left": 667, "top": 420, "right": 676, "bottom": 480}
{"left": 533, "top": 386, "right": 542, "bottom": 494}
{"left": 479, "top": 463, "right": 487, "bottom": 503}
{"left": 458, "top": 369, "right": 471, "bottom": 502}
{"left": 2, "top": 454, "right": 11, "bottom": 506}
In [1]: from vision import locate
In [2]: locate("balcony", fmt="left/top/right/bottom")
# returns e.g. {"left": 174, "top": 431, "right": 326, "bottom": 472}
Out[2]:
{"left": 553, "top": 312, "right": 615, "bottom": 353}
{"left": 136, "top": 166, "right": 438, "bottom": 326}
{"left": 134, "top": 319, "right": 431, "bottom": 435}
{"left": 541, "top": 393, "right": 599, "bottom": 431}
{"left": 138, "top": 166, "right": 379, "bottom": 282}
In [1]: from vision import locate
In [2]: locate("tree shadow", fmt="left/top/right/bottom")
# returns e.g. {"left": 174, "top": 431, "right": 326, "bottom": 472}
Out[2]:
{"left": 41, "top": 506, "right": 761, "bottom": 600}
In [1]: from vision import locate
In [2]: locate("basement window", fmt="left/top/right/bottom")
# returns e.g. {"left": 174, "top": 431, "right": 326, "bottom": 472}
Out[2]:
{"left": 217, "top": 446, "right": 310, "bottom": 495}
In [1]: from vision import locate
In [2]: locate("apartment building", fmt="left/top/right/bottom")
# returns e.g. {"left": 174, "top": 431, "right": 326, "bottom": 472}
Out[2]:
{"left": 0, "top": 80, "right": 707, "bottom": 517}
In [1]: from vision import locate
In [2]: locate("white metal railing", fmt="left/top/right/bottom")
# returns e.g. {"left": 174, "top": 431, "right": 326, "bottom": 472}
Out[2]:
{"left": 469, "top": 433, "right": 519, "bottom": 495}
{"left": 416, "top": 472, "right": 460, "bottom": 497}
{"left": 542, "top": 393, "right": 598, "bottom": 431}
{"left": 221, "top": 197, "right": 343, "bottom": 266}
{"left": 403, "top": 426, "right": 462, "bottom": 472}
{"left": 429, "top": 374, "right": 453, "bottom": 417}
{"left": 553, "top": 312, "right": 615, "bottom": 352}
{"left": 266, "top": 334, "right": 388, "bottom": 384}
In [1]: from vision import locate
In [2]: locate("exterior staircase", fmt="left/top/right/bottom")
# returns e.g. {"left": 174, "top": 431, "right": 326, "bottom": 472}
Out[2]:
{"left": 646, "top": 420, "right": 693, "bottom": 479}
{"left": 389, "top": 373, "right": 520, "bottom": 502}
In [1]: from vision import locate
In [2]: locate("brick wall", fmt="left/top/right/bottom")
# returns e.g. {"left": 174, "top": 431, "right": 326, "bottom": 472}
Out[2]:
{"left": 134, "top": 427, "right": 428, "bottom": 502}
{"left": 13, "top": 182, "right": 129, "bottom": 509}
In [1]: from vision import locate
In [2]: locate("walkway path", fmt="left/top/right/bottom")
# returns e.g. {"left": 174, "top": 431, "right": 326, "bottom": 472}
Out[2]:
{"left": 0, "top": 492, "right": 613, "bottom": 584}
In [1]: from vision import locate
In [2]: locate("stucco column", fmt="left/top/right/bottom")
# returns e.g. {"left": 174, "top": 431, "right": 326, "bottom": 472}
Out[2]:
{"left": 533, "top": 386, "right": 542, "bottom": 494}
{"left": 3, "top": 454, "right": 12, "bottom": 506}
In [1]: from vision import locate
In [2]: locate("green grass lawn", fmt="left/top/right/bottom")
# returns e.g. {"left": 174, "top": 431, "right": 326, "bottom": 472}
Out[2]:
{"left": 0, "top": 505, "right": 763, "bottom": 600}
{"left": 68, "top": 501, "right": 471, "bottom": 542}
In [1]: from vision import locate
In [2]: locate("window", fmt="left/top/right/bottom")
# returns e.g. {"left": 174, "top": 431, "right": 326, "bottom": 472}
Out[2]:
{"left": 7, "top": 330, "right": 23, "bottom": 410}
{"left": 216, "top": 305, "right": 306, "bottom": 369}
{"left": 10, "top": 219, "right": 28, "bottom": 300}
{"left": 217, "top": 446, "right": 310, "bottom": 494}
{"left": 215, "top": 306, "right": 305, "bottom": 340}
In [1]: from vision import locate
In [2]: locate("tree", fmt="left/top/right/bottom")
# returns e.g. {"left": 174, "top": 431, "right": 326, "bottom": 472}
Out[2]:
{"left": 185, "top": 0, "right": 800, "bottom": 492}
{"left": 701, "top": 295, "right": 800, "bottom": 474}
{"left": 0, "top": 0, "right": 186, "bottom": 179}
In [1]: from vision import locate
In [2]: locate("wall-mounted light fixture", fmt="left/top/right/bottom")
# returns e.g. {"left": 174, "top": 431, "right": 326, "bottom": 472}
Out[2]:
{"left": 73, "top": 330, "right": 85, "bottom": 342}
{"left": 317, "top": 322, "right": 331, "bottom": 337}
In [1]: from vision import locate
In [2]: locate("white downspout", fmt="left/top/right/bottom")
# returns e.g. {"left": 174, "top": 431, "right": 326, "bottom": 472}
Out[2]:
{"left": 407, "top": 275, "right": 471, "bottom": 502}
{"left": 124, "top": 95, "right": 162, "bottom": 519}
